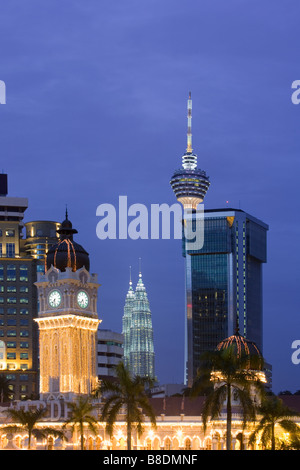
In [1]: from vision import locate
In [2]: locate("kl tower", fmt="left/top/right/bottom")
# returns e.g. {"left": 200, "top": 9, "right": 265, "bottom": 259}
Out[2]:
{"left": 170, "top": 92, "right": 210, "bottom": 210}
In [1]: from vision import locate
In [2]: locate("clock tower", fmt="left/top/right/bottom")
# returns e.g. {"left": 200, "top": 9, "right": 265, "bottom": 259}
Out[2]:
{"left": 34, "top": 212, "right": 101, "bottom": 400}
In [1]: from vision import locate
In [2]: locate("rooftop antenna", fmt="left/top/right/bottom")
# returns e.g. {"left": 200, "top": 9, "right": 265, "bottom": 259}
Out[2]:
{"left": 186, "top": 91, "right": 193, "bottom": 154}
{"left": 129, "top": 265, "right": 132, "bottom": 286}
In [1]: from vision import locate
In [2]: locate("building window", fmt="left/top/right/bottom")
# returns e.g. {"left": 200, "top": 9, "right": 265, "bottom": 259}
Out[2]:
{"left": 19, "top": 265, "right": 28, "bottom": 282}
{"left": 7, "top": 265, "right": 16, "bottom": 281}
{"left": 7, "top": 297, "right": 17, "bottom": 304}
{"left": 7, "top": 308, "right": 16, "bottom": 315}
{"left": 20, "top": 286, "right": 29, "bottom": 293}
{"left": 7, "top": 330, "right": 16, "bottom": 337}
{"left": 0, "top": 265, "right": 3, "bottom": 281}
{"left": 7, "top": 286, "right": 16, "bottom": 293}
{"left": 5, "top": 230, "right": 15, "bottom": 237}
{"left": 20, "top": 330, "right": 29, "bottom": 337}
{"left": 6, "top": 243, "right": 15, "bottom": 257}
{"left": 20, "top": 309, "right": 29, "bottom": 315}
{"left": 7, "top": 319, "right": 17, "bottom": 326}
{"left": 20, "top": 353, "right": 28, "bottom": 360}
{"left": 20, "top": 298, "right": 28, "bottom": 304}
{"left": 7, "top": 353, "right": 16, "bottom": 360}
{"left": 20, "top": 342, "right": 29, "bottom": 348}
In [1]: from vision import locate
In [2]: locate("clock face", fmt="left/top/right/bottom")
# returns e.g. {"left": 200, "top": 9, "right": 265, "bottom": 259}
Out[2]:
{"left": 48, "top": 290, "right": 62, "bottom": 308}
{"left": 77, "top": 291, "right": 89, "bottom": 309}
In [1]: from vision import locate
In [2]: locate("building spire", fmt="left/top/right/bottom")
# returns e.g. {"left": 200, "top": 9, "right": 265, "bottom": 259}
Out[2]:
{"left": 182, "top": 92, "right": 197, "bottom": 171}
{"left": 186, "top": 91, "right": 192, "bottom": 154}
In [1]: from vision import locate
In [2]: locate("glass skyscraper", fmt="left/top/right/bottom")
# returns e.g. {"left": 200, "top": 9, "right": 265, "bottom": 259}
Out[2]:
{"left": 122, "top": 269, "right": 155, "bottom": 381}
{"left": 183, "top": 208, "right": 268, "bottom": 387}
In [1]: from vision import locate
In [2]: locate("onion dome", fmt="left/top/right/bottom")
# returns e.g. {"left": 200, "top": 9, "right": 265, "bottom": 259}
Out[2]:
{"left": 46, "top": 210, "right": 90, "bottom": 272}
{"left": 216, "top": 327, "right": 263, "bottom": 370}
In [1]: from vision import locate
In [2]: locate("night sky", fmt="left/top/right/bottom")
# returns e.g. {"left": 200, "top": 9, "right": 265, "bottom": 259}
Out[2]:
{"left": 0, "top": 1, "right": 299, "bottom": 394}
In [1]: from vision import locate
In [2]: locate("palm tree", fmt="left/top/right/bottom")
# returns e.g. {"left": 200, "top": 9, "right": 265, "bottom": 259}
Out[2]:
{"left": 0, "top": 374, "right": 11, "bottom": 403}
{"left": 63, "top": 395, "right": 98, "bottom": 450}
{"left": 4, "top": 407, "right": 66, "bottom": 449}
{"left": 191, "top": 346, "right": 265, "bottom": 450}
{"left": 249, "top": 395, "right": 300, "bottom": 450}
{"left": 94, "top": 362, "right": 156, "bottom": 450}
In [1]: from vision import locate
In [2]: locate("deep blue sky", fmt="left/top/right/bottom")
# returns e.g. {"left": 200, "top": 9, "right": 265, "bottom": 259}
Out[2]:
{"left": 0, "top": 0, "right": 299, "bottom": 393}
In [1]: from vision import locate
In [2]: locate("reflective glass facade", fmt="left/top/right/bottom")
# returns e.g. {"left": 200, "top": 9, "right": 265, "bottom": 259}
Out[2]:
{"left": 122, "top": 273, "right": 155, "bottom": 380}
{"left": 183, "top": 209, "right": 268, "bottom": 386}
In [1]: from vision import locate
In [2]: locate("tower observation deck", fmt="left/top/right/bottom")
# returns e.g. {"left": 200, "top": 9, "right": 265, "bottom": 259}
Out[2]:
{"left": 170, "top": 92, "right": 210, "bottom": 209}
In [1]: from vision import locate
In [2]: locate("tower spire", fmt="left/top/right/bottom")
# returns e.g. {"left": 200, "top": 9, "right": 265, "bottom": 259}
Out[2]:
{"left": 186, "top": 91, "right": 192, "bottom": 154}
{"left": 170, "top": 92, "right": 210, "bottom": 209}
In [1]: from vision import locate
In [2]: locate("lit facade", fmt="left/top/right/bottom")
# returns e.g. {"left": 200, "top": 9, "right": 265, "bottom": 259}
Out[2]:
{"left": 122, "top": 270, "right": 155, "bottom": 380}
{"left": 0, "top": 394, "right": 299, "bottom": 450}
{"left": 34, "top": 214, "right": 101, "bottom": 400}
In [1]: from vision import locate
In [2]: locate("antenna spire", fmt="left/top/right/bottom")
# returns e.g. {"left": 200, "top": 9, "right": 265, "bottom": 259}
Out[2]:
{"left": 186, "top": 91, "right": 192, "bottom": 154}
{"left": 139, "top": 257, "right": 142, "bottom": 278}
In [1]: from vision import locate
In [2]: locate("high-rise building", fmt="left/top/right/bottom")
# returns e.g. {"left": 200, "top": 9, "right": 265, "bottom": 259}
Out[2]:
{"left": 170, "top": 96, "right": 268, "bottom": 387}
{"left": 0, "top": 174, "right": 59, "bottom": 400}
{"left": 122, "top": 268, "right": 135, "bottom": 370}
{"left": 122, "top": 267, "right": 155, "bottom": 381}
{"left": 183, "top": 208, "right": 268, "bottom": 386}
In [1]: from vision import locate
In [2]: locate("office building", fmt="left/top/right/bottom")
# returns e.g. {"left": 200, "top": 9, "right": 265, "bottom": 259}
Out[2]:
{"left": 183, "top": 208, "right": 268, "bottom": 386}
{"left": 0, "top": 174, "right": 59, "bottom": 399}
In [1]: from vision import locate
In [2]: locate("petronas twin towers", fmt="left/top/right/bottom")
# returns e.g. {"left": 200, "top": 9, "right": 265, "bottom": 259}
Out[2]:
{"left": 122, "top": 267, "right": 155, "bottom": 381}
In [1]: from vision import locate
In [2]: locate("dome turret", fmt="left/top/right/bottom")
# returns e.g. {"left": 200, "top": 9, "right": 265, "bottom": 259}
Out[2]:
{"left": 216, "top": 328, "right": 263, "bottom": 371}
{"left": 46, "top": 211, "right": 90, "bottom": 272}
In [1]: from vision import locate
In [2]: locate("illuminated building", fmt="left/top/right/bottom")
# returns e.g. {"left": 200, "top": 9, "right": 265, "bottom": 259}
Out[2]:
{"left": 34, "top": 213, "right": 100, "bottom": 400}
{"left": 24, "top": 220, "right": 61, "bottom": 263}
{"left": 122, "top": 267, "right": 135, "bottom": 369}
{"left": 0, "top": 174, "right": 59, "bottom": 400}
{"left": 122, "top": 266, "right": 155, "bottom": 380}
{"left": 183, "top": 208, "right": 268, "bottom": 387}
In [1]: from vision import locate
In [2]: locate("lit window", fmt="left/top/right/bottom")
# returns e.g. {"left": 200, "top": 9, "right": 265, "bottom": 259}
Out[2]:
{"left": 5, "top": 230, "right": 15, "bottom": 237}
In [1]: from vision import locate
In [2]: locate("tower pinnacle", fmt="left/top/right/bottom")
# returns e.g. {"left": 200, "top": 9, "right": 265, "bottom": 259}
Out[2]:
{"left": 170, "top": 92, "right": 210, "bottom": 209}
{"left": 186, "top": 91, "right": 193, "bottom": 154}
